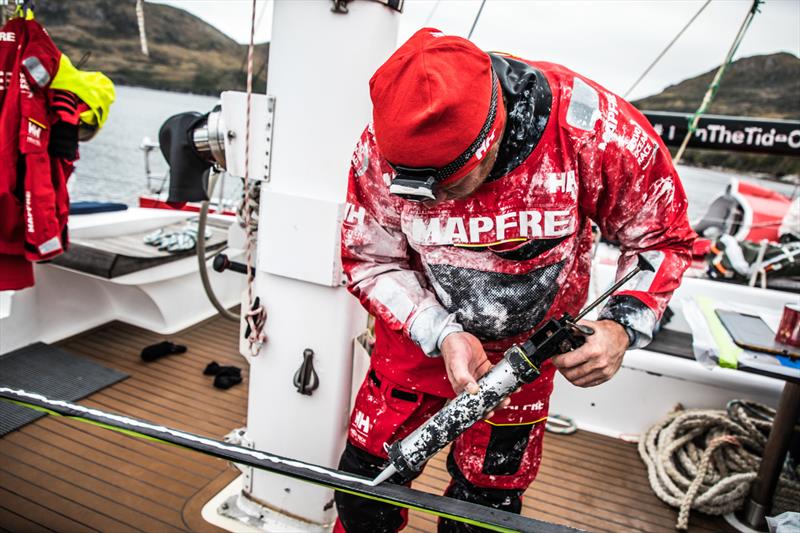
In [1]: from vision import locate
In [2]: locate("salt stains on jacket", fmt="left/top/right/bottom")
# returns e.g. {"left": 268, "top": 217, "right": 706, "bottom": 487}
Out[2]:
{"left": 341, "top": 58, "right": 695, "bottom": 395}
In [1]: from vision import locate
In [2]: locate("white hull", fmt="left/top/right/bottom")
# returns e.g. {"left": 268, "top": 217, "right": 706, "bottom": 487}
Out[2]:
{"left": 0, "top": 208, "right": 246, "bottom": 355}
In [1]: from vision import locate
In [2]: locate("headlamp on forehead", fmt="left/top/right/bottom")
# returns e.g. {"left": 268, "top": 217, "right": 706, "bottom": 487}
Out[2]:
{"left": 385, "top": 70, "right": 499, "bottom": 203}
{"left": 388, "top": 165, "right": 438, "bottom": 202}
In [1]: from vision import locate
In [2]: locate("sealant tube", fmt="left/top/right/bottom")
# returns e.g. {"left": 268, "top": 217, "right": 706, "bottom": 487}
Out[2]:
{"left": 380, "top": 346, "right": 541, "bottom": 481}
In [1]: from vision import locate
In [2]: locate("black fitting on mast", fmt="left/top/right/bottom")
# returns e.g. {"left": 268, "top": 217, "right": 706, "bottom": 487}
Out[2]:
{"left": 330, "top": 0, "right": 404, "bottom": 15}
{"left": 293, "top": 349, "right": 320, "bottom": 395}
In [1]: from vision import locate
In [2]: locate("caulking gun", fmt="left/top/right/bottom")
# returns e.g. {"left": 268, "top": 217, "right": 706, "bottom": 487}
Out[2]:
{"left": 370, "top": 255, "right": 654, "bottom": 486}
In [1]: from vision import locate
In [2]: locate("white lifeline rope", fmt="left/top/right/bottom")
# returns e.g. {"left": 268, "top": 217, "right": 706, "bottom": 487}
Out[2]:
{"left": 638, "top": 401, "right": 800, "bottom": 530}
{"left": 243, "top": 0, "right": 266, "bottom": 356}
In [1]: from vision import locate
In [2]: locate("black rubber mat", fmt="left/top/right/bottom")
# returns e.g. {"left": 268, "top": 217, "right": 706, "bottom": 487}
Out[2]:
{"left": 0, "top": 342, "right": 128, "bottom": 436}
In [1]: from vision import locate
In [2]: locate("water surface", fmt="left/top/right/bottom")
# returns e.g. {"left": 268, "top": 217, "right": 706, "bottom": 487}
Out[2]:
{"left": 71, "top": 86, "right": 796, "bottom": 222}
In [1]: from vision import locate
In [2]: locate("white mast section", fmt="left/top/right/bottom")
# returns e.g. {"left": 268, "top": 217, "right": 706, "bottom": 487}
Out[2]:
{"left": 242, "top": 0, "right": 399, "bottom": 526}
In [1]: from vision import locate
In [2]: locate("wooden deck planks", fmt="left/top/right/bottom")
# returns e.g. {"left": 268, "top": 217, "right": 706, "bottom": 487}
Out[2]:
{"left": 0, "top": 485, "right": 87, "bottom": 533}
{"left": 407, "top": 434, "right": 733, "bottom": 533}
{"left": 0, "top": 314, "right": 247, "bottom": 533}
{"left": 0, "top": 314, "right": 735, "bottom": 532}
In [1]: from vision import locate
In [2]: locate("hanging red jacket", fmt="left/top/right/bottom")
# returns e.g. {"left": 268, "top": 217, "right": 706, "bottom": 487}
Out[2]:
{"left": 341, "top": 55, "right": 696, "bottom": 397}
{"left": 0, "top": 16, "right": 65, "bottom": 290}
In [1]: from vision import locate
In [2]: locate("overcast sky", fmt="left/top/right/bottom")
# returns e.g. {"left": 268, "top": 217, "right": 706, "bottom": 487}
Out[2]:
{"left": 153, "top": 0, "right": 799, "bottom": 100}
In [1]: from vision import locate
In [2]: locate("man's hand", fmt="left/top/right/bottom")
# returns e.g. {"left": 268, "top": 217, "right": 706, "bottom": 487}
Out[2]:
{"left": 440, "top": 331, "right": 510, "bottom": 417}
{"left": 551, "top": 319, "right": 629, "bottom": 387}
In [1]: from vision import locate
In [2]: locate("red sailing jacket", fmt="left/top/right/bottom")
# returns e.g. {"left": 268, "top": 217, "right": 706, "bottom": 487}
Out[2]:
{"left": 341, "top": 55, "right": 696, "bottom": 397}
{"left": 0, "top": 17, "right": 66, "bottom": 290}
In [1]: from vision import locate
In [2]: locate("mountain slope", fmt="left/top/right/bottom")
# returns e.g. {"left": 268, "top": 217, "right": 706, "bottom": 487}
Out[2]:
{"left": 634, "top": 52, "right": 799, "bottom": 119}
{"left": 19, "top": 4, "right": 800, "bottom": 176}
{"left": 634, "top": 52, "right": 800, "bottom": 176}
{"left": 34, "top": 0, "right": 268, "bottom": 95}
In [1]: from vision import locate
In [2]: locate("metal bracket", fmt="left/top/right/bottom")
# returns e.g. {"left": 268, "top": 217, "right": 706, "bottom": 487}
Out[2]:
{"left": 139, "top": 137, "right": 167, "bottom": 194}
{"left": 223, "top": 427, "right": 255, "bottom": 492}
{"left": 330, "top": 0, "right": 348, "bottom": 13}
{"left": 220, "top": 92, "right": 274, "bottom": 183}
{"left": 293, "top": 349, "right": 320, "bottom": 395}
{"left": 264, "top": 95, "right": 275, "bottom": 182}
{"left": 218, "top": 491, "right": 328, "bottom": 532}
{"left": 330, "top": 0, "right": 404, "bottom": 14}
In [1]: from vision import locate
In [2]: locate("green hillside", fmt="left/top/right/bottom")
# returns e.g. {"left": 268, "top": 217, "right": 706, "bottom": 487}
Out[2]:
{"left": 9, "top": 3, "right": 798, "bottom": 176}
{"left": 33, "top": 0, "right": 268, "bottom": 95}
{"left": 634, "top": 52, "right": 800, "bottom": 176}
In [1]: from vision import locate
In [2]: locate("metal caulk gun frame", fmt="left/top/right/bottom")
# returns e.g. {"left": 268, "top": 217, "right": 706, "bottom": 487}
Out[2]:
{"left": 371, "top": 255, "right": 654, "bottom": 486}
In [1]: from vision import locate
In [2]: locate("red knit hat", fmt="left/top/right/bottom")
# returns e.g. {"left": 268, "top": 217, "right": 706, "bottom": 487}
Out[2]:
{"left": 369, "top": 28, "right": 506, "bottom": 197}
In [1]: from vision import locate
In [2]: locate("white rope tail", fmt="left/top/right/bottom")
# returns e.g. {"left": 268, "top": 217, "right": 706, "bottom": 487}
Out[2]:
{"left": 243, "top": 0, "right": 266, "bottom": 356}
{"left": 135, "top": 0, "right": 149, "bottom": 57}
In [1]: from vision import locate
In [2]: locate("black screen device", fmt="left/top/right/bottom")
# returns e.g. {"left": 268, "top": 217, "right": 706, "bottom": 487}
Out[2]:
{"left": 715, "top": 309, "right": 800, "bottom": 359}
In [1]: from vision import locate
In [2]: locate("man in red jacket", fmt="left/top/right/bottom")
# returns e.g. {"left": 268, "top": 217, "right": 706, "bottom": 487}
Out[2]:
{"left": 335, "top": 29, "right": 695, "bottom": 532}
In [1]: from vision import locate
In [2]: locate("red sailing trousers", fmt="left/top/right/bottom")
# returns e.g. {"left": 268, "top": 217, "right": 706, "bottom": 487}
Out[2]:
{"left": 334, "top": 361, "right": 555, "bottom": 532}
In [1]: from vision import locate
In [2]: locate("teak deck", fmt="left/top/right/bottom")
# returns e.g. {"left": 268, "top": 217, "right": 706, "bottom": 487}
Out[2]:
{"left": 0, "top": 315, "right": 733, "bottom": 532}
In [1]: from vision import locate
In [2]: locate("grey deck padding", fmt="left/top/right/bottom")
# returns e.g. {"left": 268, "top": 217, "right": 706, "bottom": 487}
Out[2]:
{"left": 51, "top": 216, "right": 229, "bottom": 278}
{"left": 0, "top": 342, "right": 128, "bottom": 436}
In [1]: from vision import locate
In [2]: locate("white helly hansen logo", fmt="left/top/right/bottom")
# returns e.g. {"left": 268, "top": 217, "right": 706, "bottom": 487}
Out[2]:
{"left": 626, "top": 124, "right": 656, "bottom": 168}
{"left": 353, "top": 410, "right": 371, "bottom": 434}
{"left": 28, "top": 121, "right": 42, "bottom": 140}
{"left": 344, "top": 203, "right": 366, "bottom": 226}
{"left": 410, "top": 209, "right": 576, "bottom": 245}
{"left": 0, "top": 32, "right": 15, "bottom": 42}
{"left": 546, "top": 171, "right": 577, "bottom": 195}
{"left": 474, "top": 131, "right": 497, "bottom": 161}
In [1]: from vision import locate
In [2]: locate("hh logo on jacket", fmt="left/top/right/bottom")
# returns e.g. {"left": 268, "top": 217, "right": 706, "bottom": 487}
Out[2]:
{"left": 353, "top": 409, "right": 372, "bottom": 435}
{"left": 26, "top": 119, "right": 44, "bottom": 147}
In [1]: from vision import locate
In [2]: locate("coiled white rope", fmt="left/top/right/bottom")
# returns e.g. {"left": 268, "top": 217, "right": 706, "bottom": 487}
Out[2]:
{"left": 639, "top": 400, "right": 800, "bottom": 530}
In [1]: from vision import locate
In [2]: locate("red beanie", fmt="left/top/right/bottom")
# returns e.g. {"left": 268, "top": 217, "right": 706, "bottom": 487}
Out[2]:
{"left": 369, "top": 28, "right": 505, "bottom": 186}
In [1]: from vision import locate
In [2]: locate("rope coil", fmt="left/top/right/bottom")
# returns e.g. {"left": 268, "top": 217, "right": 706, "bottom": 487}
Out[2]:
{"left": 639, "top": 400, "right": 800, "bottom": 530}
